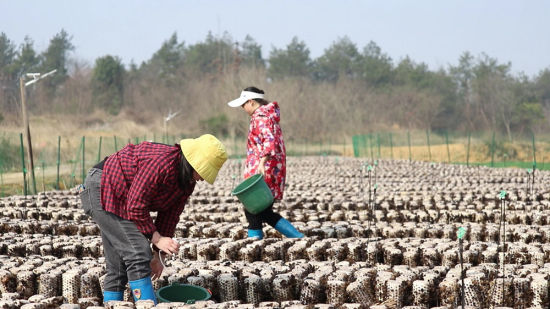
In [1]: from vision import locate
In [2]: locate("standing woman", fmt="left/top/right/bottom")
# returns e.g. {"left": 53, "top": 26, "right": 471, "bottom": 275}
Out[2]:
{"left": 228, "top": 86, "right": 303, "bottom": 239}
{"left": 80, "top": 134, "right": 227, "bottom": 304}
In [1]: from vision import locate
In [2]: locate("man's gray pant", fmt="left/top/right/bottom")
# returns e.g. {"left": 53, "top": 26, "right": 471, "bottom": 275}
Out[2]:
{"left": 80, "top": 168, "right": 152, "bottom": 292}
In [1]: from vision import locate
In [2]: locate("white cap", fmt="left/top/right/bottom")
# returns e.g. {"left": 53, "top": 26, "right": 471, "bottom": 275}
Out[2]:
{"left": 227, "top": 91, "right": 265, "bottom": 107}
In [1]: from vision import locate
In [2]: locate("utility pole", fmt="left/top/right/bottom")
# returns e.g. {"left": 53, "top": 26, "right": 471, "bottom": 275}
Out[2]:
{"left": 19, "top": 69, "right": 56, "bottom": 194}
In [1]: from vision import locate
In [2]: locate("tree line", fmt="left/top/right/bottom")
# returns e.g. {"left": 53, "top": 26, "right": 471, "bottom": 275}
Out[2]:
{"left": 1, "top": 30, "right": 549, "bottom": 141}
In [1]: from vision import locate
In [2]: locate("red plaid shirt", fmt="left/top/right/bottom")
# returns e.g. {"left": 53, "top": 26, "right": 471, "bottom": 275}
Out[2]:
{"left": 100, "top": 142, "right": 195, "bottom": 237}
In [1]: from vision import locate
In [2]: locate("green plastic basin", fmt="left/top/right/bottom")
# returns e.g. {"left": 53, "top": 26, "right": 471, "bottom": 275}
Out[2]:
{"left": 232, "top": 174, "right": 274, "bottom": 214}
{"left": 156, "top": 283, "right": 211, "bottom": 304}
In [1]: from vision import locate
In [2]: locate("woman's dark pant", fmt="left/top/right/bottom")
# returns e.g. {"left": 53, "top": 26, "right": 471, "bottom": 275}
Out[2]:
{"left": 244, "top": 203, "right": 282, "bottom": 229}
{"left": 80, "top": 168, "right": 152, "bottom": 292}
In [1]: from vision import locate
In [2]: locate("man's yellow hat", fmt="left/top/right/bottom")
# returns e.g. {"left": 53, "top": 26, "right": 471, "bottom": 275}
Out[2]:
{"left": 180, "top": 134, "right": 227, "bottom": 184}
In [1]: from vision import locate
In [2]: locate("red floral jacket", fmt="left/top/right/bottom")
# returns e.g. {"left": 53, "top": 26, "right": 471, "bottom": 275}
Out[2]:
{"left": 244, "top": 102, "right": 286, "bottom": 200}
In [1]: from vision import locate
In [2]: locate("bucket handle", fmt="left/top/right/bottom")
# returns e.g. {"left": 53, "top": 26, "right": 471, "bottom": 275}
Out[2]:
{"left": 171, "top": 283, "right": 212, "bottom": 304}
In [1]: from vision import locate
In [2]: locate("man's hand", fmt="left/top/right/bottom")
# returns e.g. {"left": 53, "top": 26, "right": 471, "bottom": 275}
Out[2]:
{"left": 150, "top": 251, "right": 164, "bottom": 280}
{"left": 151, "top": 231, "right": 179, "bottom": 255}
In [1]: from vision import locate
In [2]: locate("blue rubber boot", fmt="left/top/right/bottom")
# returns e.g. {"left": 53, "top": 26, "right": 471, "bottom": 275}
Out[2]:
{"left": 129, "top": 276, "right": 157, "bottom": 304}
{"left": 274, "top": 218, "right": 304, "bottom": 238}
{"left": 248, "top": 229, "right": 264, "bottom": 239}
{"left": 103, "top": 290, "right": 124, "bottom": 303}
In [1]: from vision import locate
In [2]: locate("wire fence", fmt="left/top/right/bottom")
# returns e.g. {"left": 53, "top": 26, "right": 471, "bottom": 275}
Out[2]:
{"left": 0, "top": 132, "right": 353, "bottom": 196}
{"left": 352, "top": 130, "right": 547, "bottom": 170}
{"left": 0, "top": 130, "right": 547, "bottom": 197}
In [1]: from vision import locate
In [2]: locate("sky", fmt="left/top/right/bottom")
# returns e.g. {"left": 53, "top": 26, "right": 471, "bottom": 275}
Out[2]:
{"left": 1, "top": 0, "right": 549, "bottom": 77}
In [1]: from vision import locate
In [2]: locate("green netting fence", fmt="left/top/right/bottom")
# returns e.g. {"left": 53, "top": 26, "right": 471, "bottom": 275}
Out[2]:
{"left": 0, "top": 132, "right": 353, "bottom": 196}
{"left": 352, "top": 130, "right": 547, "bottom": 170}
{"left": 0, "top": 132, "right": 191, "bottom": 196}
{"left": 0, "top": 130, "right": 547, "bottom": 196}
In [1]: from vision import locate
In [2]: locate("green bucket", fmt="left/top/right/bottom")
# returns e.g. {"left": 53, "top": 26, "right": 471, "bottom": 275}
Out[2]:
{"left": 232, "top": 174, "right": 274, "bottom": 214}
{"left": 156, "top": 283, "right": 211, "bottom": 304}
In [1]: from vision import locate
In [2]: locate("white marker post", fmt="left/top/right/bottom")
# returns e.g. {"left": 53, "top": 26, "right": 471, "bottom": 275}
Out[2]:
{"left": 163, "top": 110, "right": 181, "bottom": 144}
